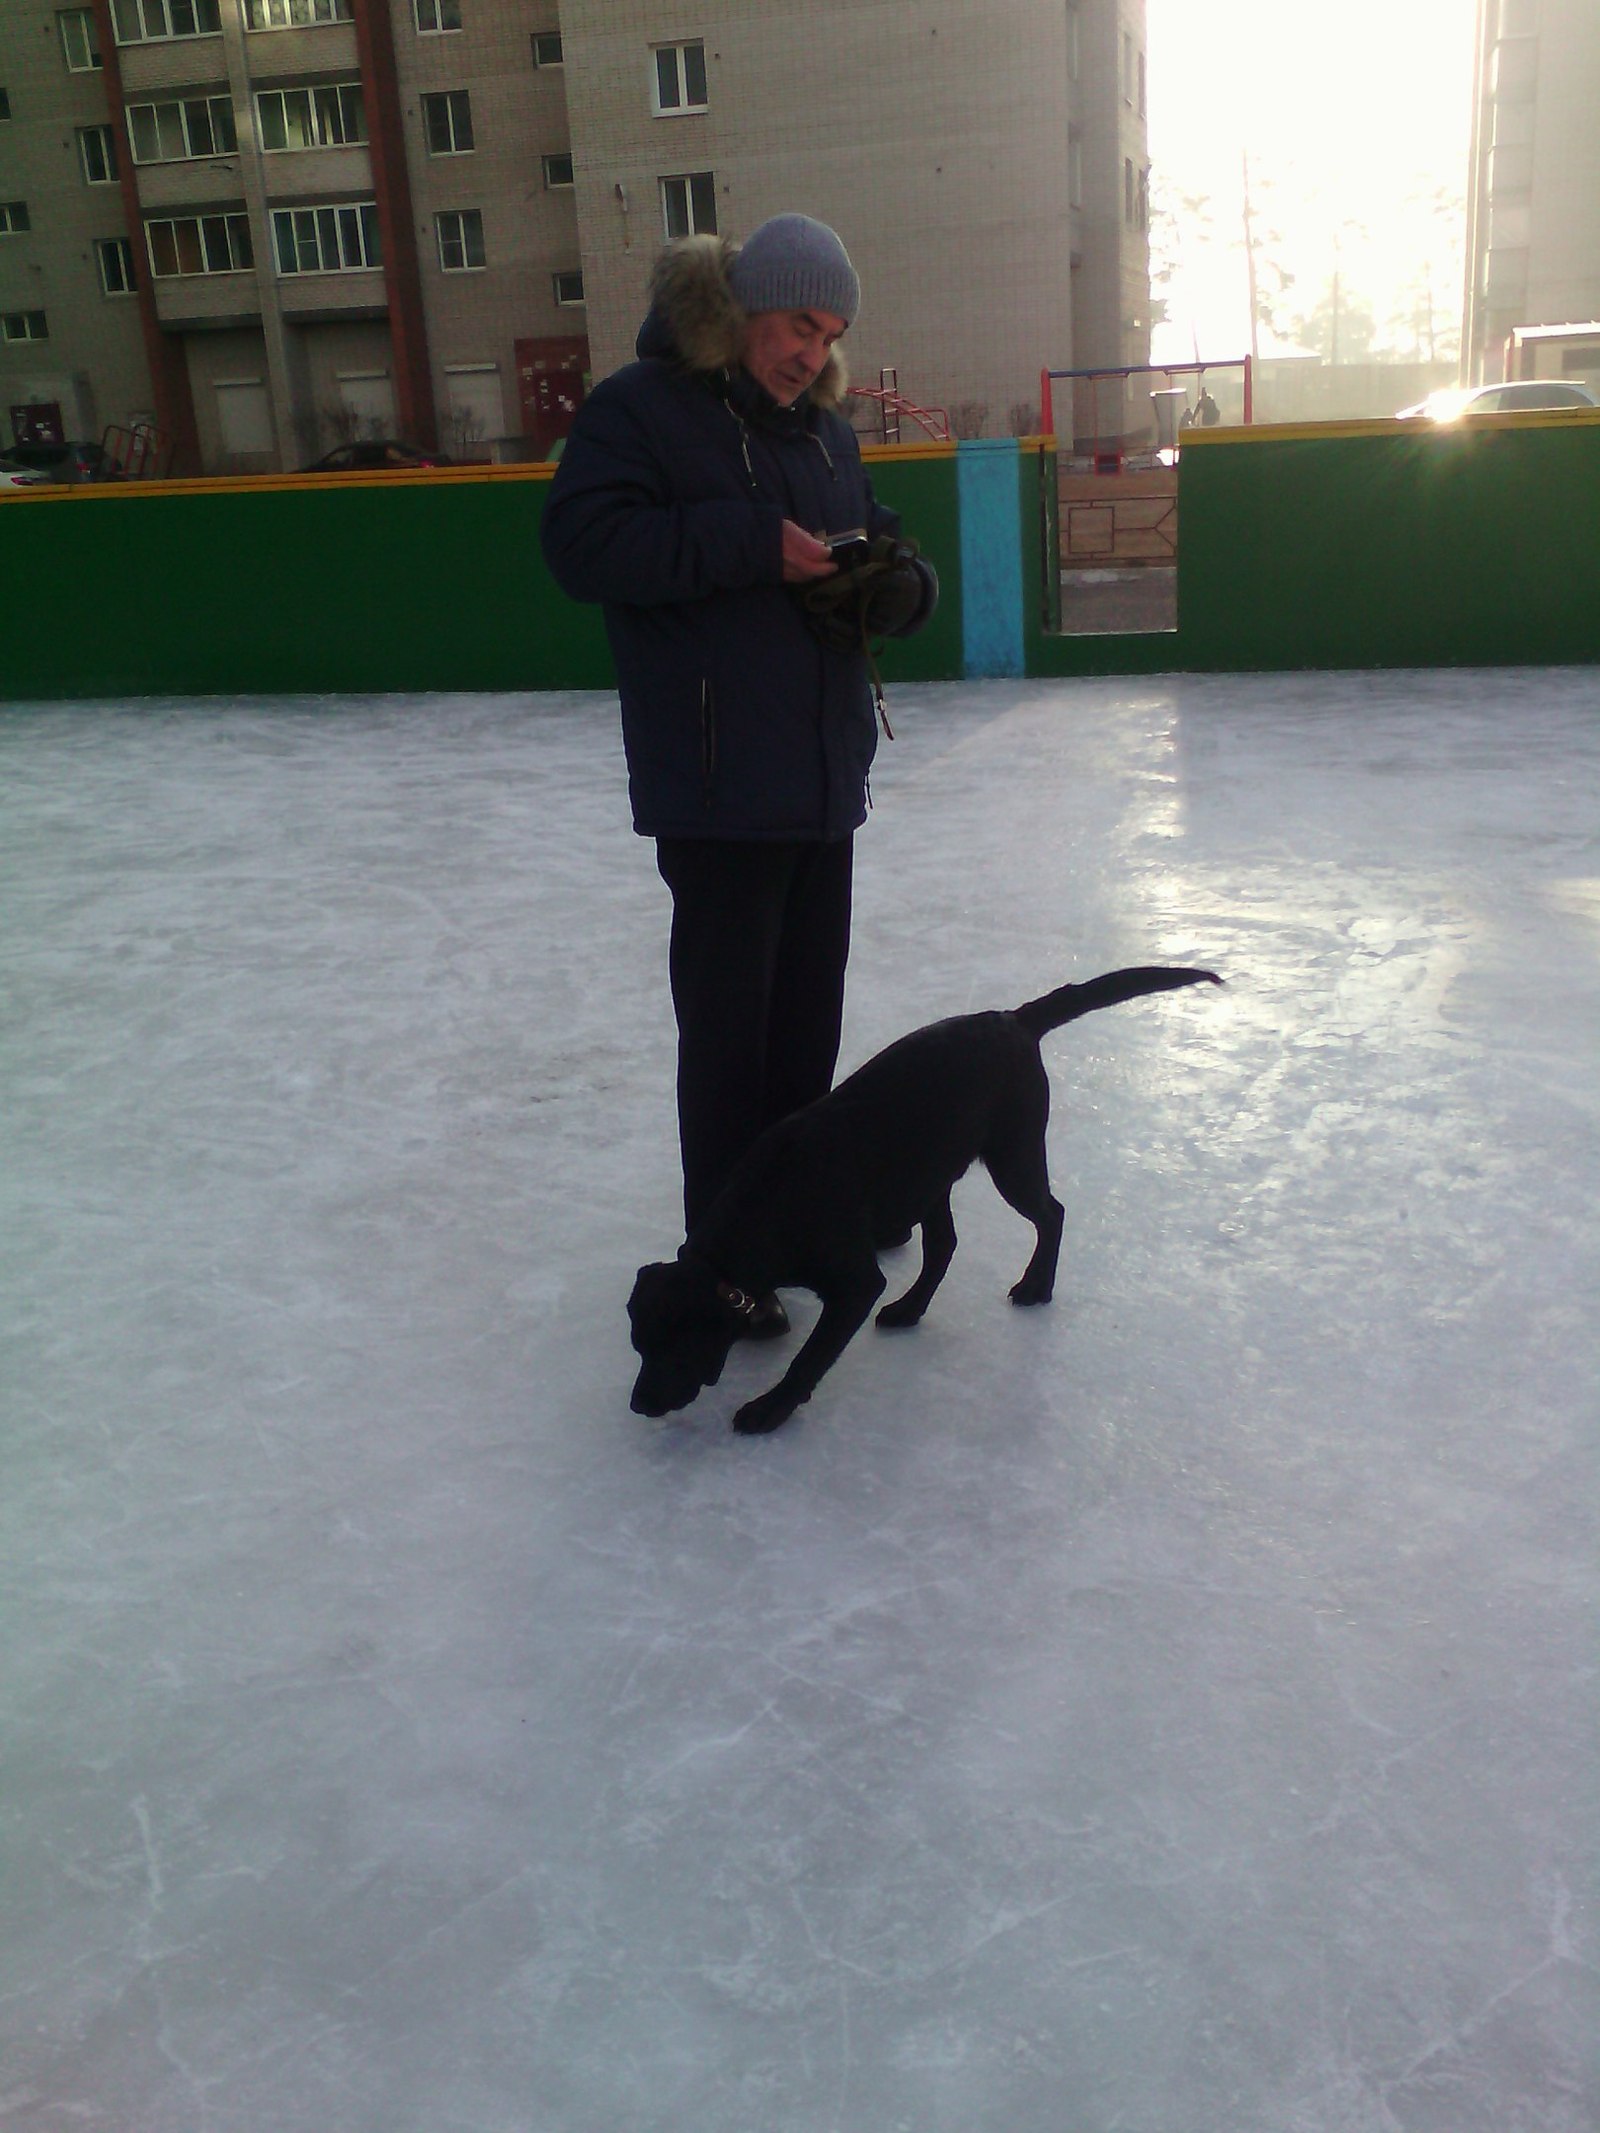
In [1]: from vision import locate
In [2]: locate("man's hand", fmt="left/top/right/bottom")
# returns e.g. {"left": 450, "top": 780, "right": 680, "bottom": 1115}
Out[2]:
{"left": 781, "top": 521, "right": 838, "bottom": 584}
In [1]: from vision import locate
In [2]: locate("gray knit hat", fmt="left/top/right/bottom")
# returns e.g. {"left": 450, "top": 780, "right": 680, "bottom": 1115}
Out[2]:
{"left": 728, "top": 214, "right": 860, "bottom": 326}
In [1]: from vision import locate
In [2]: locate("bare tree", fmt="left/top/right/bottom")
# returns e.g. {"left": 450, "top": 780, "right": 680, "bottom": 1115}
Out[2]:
{"left": 1008, "top": 401, "right": 1040, "bottom": 436}
{"left": 947, "top": 400, "right": 989, "bottom": 440}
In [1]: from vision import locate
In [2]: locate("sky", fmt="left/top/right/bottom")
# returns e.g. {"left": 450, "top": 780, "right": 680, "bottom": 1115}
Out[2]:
{"left": 1144, "top": 0, "right": 1479, "bottom": 365}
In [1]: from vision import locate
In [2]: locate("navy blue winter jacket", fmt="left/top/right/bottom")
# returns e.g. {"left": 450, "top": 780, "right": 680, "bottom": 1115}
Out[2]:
{"left": 540, "top": 239, "right": 932, "bottom": 841}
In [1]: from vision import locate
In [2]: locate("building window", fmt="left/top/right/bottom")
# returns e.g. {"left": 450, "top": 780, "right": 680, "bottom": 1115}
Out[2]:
{"left": 652, "top": 41, "right": 707, "bottom": 114}
{"left": 111, "top": 0, "right": 222, "bottom": 43}
{"left": 1124, "top": 157, "right": 1134, "bottom": 224}
{"left": 272, "top": 202, "right": 380, "bottom": 273}
{"left": 1122, "top": 31, "right": 1134, "bottom": 102}
{"left": 0, "top": 88, "right": 13, "bottom": 120}
{"left": 531, "top": 30, "right": 562, "bottom": 67}
{"left": 660, "top": 171, "right": 716, "bottom": 239}
{"left": 552, "top": 268, "right": 583, "bottom": 305}
{"left": 1137, "top": 164, "right": 1149, "bottom": 233}
{"left": 128, "top": 95, "right": 238, "bottom": 164}
{"left": 422, "top": 90, "right": 473, "bottom": 155}
{"left": 58, "top": 10, "right": 102, "bottom": 70}
{"left": 2, "top": 310, "right": 50, "bottom": 340}
{"left": 0, "top": 201, "right": 30, "bottom": 234}
{"left": 146, "top": 212, "right": 253, "bottom": 276}
{"left": 541, "top": 151, "right": 574, "bottom": 188}
{"left": 1068, "top": 129, "right": 1083, "bottom": 209}
{"left": 414, "top": 0, "right": 461, "bottom": 32}
{"left": 436, "top": 208, "right": 485, "bottom": 270}
{"left": 78, "top": 126, "right": 119, "bottom": 184}
{"left": 1137, "top": 50, "right": 1146, "bottom": 117}
{"left": 257, "top": 84, "right": 365, "bottom": 150}
{"left": 1064, "top": 6, "right": 1079, "bottom": 81}
{"left": 98, "top": 235, "right": 137, "bottom": 292}
{"left": 245, "top": 0, "right": 352, "bottom": 23}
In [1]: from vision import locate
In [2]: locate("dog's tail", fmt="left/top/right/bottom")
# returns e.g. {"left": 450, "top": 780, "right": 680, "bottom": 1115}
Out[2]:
{"left": 1015, "top": 964, "right": 1223, "bottom": 1039}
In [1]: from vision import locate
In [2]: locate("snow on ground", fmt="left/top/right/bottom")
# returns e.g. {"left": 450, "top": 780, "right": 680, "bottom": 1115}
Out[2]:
{"left": 3, "top": 672, "right": 1596, "bottom": 2131}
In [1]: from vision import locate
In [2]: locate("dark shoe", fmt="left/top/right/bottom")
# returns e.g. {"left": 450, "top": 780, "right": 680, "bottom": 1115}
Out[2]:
{"left": 738, "top": 1291, "right": 790, "bottom": 1341}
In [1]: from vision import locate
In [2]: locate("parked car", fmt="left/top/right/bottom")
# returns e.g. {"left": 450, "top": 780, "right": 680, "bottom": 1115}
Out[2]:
{"left": 0, "top": 457, "right": 52, "bottom": 489}
{"left": 1, "top": 439, "right": 125, "bottom": 482}
{"left": 300, "top": 440, "right": 455, "bottom": 472}
{"left": 1396, "top": 380, "right": 1599, "bottom": 421}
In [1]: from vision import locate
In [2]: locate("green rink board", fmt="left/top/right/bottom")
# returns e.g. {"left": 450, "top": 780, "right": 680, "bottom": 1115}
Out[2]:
{"left": 0, "top": 448, "right": 963, "bottom": 705}
{"left": 1174, "top": 416, "right": 1600, "bottom": 673}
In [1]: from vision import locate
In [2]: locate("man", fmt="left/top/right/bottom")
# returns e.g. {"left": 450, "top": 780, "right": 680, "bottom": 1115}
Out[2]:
{"left": 542, "top": 213, "right": 936, "bottom": 1325}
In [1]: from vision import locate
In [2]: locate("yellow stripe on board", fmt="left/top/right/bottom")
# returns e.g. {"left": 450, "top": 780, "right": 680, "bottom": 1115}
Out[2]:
{"left": 0, "top": 462, "right": 561, "bottom": 504}
{"left": 1178, "top": 408, "right": 1600, "bottom": 447}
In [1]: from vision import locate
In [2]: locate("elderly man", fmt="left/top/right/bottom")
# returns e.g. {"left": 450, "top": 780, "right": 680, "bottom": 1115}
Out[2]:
{"left": 542, "top": 214, "right": 936, "bottom": 1316}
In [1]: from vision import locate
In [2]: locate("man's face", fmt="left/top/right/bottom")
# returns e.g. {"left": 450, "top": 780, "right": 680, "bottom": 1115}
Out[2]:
{"left": 739, "top": 307, "right": 848, "bottom": 407}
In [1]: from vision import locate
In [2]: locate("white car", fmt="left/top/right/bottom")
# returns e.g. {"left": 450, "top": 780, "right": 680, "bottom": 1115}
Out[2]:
{"left": 0, "top": 456, "right": 51, "bottom": 488}
{"left": 1397, "top": 380, "right": 1599, "bottom": 421}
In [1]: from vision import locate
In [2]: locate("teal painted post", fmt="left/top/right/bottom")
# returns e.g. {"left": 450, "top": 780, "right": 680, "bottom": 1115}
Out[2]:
{"left": 957, "top": 438, "right": 1025, "bottom": 678}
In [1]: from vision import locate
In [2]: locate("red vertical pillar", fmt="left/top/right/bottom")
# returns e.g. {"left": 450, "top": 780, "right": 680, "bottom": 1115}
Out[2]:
{"left": 88, "top": 0, "right": 202, "bottom": 472}
{"left": 351, "top": 0, "right": 438, "bottom": 450}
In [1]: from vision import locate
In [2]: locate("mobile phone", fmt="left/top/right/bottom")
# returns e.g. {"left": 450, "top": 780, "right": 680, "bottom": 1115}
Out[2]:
{"left": 823, "top": 528, "right": 871, "bottom": 569}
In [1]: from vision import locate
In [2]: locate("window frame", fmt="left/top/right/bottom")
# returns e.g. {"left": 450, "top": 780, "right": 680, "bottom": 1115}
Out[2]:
{"left": 541, "top": 150, "right": 574, "bottom": 189}
{"left": 0, "top": 200, "right": 31, "bottom": 235}
{"left": 651, "top": 41, "right": 708, "bottom": 116}
{"left": 78, "top": 126, "right": 120, "bottom": 184}
{"left": 271, "top": 201, "right": 381, "bottom": 275}
{"left": 659, "top": 171, "right": 716, "bottom": 240}
{"left": 2, "top": 309, "right": 50, "bottom": 341}
{"left": 0, "top": 88, "right": 11, "bottom": 120}
{"left": 244, "top": 0, "right": 352, "bottom": 25}
{"left": 414, "top": 0, "right": 462, "bottom": 34}
{"left": 145, "top": 211, "right": 254, "bottom": 277}
{"left": 58, "top": 10, "right": 103, "bottom": 71}
{"left": 111, "top": 0, "right": 223, "bottom": 46}
{"left": 256, "top": 83, "right": 366, "bottom": 152}
{"left": 435, "top": 208, "right": 486, "bottom": 271}
{"left": 421, "top": 89, "right": 474, "bottom": 156}
{"left": 127, "top": 93, "right": 238, "bottom": 165}
{"left": 552, "top": 268, "right": 584, "bottom": 306}
{"left": 530, "top": 30, "right": 562, "bottom": 67}
{"left": 97, "top": 235, "right": 138, "bottom": 293}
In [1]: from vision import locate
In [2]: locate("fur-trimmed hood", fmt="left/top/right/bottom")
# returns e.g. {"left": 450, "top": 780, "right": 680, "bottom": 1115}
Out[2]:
{"left": 637, "top": 235, "right": 849, "bottom": 411}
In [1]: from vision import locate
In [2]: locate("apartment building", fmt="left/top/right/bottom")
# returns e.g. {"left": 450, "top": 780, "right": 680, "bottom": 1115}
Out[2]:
{"left": 1464, "top": 0, "right": 1600, "bottom": 386}
{"left": 0, "top": 0, "right": 1149, "bottom": 473}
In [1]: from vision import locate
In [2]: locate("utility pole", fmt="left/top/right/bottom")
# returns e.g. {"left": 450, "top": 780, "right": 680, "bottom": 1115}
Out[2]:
{"left": 1242, "top": 150, "right": 1261, "bottom": 367}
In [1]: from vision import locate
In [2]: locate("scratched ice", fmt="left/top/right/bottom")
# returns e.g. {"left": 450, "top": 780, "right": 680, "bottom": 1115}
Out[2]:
{"left": 3, "top": 673, "right": 1596, "bottom": 2132}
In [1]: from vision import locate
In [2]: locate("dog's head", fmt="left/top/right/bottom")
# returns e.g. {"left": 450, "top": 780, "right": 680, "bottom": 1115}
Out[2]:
{"left": 627, "top": 1259, "right": 739, "bottom": 1417}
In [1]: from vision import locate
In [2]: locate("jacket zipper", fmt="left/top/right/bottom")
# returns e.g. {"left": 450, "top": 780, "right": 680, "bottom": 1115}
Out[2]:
{"left": 700, "top": 677, "right": 716, "bottom": 805}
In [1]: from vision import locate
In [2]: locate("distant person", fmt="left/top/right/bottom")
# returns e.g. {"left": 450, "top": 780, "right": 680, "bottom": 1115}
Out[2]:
{"left": 1193, "top": 384, "right": 1222, "bottom": 427}
{"left": 541, "top": 215, "right": 937, "bottom": 1329}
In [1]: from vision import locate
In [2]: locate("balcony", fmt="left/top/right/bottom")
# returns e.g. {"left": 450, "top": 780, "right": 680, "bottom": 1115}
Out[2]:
{"left": 151, "top": 271, "right": 261, "bottom": 329}
{"left": 276, "top": 267, "right": 388, "bottom": 324}
{"left": 239, "top": 21, "right": 359, "bottom": 79}
{"left": 258, "top": 145, "right": 373, "bottom": 202}
{"left": 114, "top": 36, "right": 229, "bottom": 96}
{"left": 131, "top": 158, "right": 252, "bottom": 211}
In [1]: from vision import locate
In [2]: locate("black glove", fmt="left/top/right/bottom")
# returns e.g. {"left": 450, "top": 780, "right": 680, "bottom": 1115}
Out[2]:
{"left": 797, "top": 534, "right": 937, "bottom": 653}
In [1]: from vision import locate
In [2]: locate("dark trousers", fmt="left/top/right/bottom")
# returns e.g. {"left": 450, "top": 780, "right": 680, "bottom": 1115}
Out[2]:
{"left": 655, "top": 835, "right": 855, "bottom": 1232}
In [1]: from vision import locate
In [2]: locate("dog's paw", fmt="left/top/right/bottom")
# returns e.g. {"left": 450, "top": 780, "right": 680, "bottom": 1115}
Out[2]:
{"left": 1008, "top": 1275, "right": 1055, "bottom": 1307}
{"left": 732, "top": 1388, "right": 802, "bottom": 1435}
{"left": 875, "top": 1294, "right": 926, "bottom": 1331}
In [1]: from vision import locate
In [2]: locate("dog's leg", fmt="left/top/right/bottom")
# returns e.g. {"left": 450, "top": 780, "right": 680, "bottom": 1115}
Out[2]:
{"left": 985, "top": 1140, "right": 1065, "bottom": 1306}
{"left": 731, "top": 1265, "right": 886, "bottom": 1435}
{"left": 875, "top": 1192, "right": 957, "bottom": 1329}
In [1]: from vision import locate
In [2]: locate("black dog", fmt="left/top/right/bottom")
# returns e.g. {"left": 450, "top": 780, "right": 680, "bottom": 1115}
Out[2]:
{"left": 628, "top": 965, "right": 1221, "bottom": 1435}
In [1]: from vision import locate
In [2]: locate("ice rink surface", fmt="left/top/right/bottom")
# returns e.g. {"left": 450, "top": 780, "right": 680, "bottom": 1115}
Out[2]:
{"left": 4, "top": 670, "right": 1597, "bottom": 2132}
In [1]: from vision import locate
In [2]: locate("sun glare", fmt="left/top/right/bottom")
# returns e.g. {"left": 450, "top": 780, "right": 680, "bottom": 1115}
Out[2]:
{"left": 1146, "top": 0, "right": 1479, "bottom": 368}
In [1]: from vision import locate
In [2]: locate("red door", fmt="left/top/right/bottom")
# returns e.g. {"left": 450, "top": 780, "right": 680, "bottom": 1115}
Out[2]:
{"left": 516, "top": 336, "right": 589, "bottom": 457}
